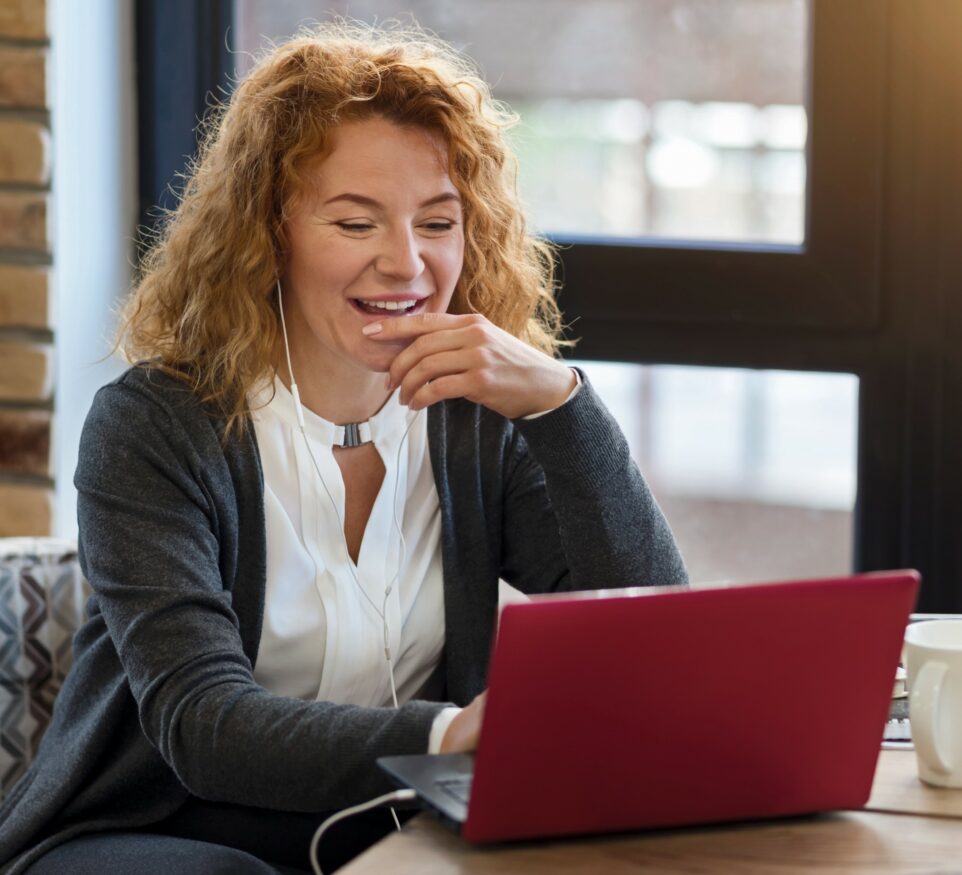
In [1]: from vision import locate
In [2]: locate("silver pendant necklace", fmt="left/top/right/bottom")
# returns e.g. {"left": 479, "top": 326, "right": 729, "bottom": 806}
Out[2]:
{"left": 335, "top": 420, "right": 373, "bottom": 449}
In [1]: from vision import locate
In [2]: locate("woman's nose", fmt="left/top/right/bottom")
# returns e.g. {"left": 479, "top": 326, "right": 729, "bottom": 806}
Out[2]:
{"left": 374, "top": 228, "right": 424, "bottom": 282}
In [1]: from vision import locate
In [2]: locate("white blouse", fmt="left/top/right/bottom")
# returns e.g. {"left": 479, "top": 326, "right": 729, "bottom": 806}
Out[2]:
{"left": 249, "top": 378, "right": 447, "bottom": 711}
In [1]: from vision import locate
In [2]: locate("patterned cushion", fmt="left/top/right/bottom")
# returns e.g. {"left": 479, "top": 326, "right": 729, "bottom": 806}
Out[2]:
{"left": 0, "top": 538, "right": 88, "bottom": 797}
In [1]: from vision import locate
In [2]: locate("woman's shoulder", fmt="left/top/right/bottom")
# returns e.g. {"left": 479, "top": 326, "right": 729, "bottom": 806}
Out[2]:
{"left": 88, "top": 363, "right": 229, "bottom": 446}
{"left": 98, "top": 362, "right": 214, "bottom": 409}
{"left": 77, "top": 364, "right": 259, "bottom": 497}
{"left": 109, "top": 361, "right": 199, "bottom": 397}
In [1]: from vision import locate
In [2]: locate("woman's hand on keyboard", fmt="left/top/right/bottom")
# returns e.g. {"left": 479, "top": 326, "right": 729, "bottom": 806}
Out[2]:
{"left": 439, "top": 690, "right": 487, "bottom": 754}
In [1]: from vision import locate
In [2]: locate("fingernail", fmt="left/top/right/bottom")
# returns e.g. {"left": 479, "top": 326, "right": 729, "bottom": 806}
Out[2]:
{"left": 362, "top": 322, "right": 383, "bottom": 336}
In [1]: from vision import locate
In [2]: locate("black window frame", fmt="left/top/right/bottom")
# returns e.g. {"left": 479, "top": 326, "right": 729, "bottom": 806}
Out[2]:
{"left": 135, "top": 0, "right": 233, "bottom": 251}
{"left": 135, "top": 0, "right": 962, "bottom": 610}
{"left": 562, "top": 2, "right": 885, "bottom": 332}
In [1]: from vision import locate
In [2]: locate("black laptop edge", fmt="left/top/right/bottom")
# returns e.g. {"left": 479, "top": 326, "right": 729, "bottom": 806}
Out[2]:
{"left": 377, "top": 752, "right": 474, "bottom": 832}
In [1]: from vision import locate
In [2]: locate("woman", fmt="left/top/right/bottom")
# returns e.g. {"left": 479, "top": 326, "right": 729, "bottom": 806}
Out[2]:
{"left": 0, "top": 21, "right": 686, "bottom": 875}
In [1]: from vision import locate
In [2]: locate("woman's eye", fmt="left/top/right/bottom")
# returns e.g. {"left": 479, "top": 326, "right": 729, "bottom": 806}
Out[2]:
{"left": 423, "top": 221, "right": 456, "bottom": 232}
{"left": 336, "top": 222, "right": 374, "bottom": 232}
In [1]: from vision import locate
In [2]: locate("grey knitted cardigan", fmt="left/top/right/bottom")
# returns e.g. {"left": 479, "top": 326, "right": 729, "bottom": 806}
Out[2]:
{"left": 0, "top": 366, "right": 687, "bottom": 872}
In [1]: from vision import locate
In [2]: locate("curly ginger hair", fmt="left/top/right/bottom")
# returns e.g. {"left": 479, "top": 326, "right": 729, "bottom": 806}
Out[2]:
{"left": 118, "top": 20, "right": 567, "bottom": 435}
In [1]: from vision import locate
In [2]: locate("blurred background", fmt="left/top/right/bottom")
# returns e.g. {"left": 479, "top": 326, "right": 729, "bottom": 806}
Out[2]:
{"left": 3, "top": 0, "right": 961, "bottom": 606}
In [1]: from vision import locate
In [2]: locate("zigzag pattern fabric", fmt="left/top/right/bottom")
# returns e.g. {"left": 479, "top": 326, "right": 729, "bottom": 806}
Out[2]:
{"left": 0, "top": 539, "right": 88, "bottom": 798}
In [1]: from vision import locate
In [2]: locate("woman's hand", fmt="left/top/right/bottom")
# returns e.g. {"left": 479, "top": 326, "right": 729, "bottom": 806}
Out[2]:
{"left": 439, "top": 690, "right": 487, "bottom": 754}
{"left": 364, "top": 313, "right": 576, "bottom": 420}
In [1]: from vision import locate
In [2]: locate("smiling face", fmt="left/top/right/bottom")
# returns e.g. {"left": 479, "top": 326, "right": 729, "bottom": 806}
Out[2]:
{"left": 280, "top": 117, "right": 465, "bottom": 380}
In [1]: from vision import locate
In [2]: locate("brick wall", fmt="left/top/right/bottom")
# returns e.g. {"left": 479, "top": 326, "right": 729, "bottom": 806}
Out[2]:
{"left": 0, "top": 0, "right": 52, "bottom": 535}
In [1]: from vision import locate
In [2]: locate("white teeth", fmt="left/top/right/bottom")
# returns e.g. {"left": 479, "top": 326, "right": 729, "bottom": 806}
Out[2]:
{"left": 357, "top": 299, "right": 418, "bottom": 311}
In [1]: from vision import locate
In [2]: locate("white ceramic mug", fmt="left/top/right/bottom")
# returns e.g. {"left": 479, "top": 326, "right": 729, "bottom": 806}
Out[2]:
{"left": 905, "top": 619, "right": 962, "bottom": 787}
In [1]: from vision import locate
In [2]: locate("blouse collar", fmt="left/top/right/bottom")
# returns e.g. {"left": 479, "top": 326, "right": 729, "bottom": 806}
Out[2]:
{"left": 250, "top": 376, "right": 416, "bottom": 449}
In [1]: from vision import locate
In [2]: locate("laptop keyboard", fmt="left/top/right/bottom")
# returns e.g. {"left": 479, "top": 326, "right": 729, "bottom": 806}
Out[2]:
{"left": 435, "top": 776, "right": 473, "bottom": 805}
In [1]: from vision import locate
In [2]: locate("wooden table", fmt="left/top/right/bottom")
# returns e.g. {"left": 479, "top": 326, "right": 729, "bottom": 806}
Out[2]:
{"left": 341, "top": 751, "right": 962, "bottom": 874}
{"left": 866, "top": 748, "right": 962, "bottom": 818}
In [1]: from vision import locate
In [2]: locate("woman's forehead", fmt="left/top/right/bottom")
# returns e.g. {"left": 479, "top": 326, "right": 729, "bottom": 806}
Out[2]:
{"left": 309, "top": 118, "right": 456, "bottom": 201}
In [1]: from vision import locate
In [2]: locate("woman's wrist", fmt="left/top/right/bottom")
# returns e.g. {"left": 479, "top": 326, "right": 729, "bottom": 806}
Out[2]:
{"left": 428, "top": 707, "right": 462, "bottom": 754}
{"left": 520, "top": 367, "right": 581, "bottom": 420}
{"left": 438, "top": 691, "right": 487, "bottom": 754}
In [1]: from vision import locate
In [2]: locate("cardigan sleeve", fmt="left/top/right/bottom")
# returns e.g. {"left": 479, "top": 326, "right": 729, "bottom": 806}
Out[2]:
{"left": 74, "top": 377, "right": 445, "bottom": 812}
{"left": 498, "top": 370, "right": 688, "bottom": 594}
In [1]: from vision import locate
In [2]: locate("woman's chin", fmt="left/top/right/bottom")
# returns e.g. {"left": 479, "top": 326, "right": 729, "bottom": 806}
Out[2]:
{"left": 356, "top": 347, "right": 400, "bottom": 376}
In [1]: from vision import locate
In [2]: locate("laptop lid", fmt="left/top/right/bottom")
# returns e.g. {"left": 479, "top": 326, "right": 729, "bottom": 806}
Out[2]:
{"left": 458, "top": 571, "right": 918, "bottom": 842}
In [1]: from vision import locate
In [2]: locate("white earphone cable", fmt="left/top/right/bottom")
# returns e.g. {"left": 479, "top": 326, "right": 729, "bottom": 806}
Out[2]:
{"left": 277, "top": 279, "right": 419, "bottom": 840}
{"left": 309, "top": 789, "right": 416, "bottom": 875}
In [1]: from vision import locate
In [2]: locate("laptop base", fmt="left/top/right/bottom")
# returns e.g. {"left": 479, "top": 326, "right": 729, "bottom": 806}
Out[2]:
{"left": 379, "top": 753, "right": 474, "bottom": 833}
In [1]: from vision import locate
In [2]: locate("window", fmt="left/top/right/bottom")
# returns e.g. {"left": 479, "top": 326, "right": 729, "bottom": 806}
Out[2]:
{"left": 136, "top": 0, "right": 962, "bottom": 609}
{"left": 582, "top": 362, "right": 856, "bottom": 584}
{"left": 235, "top": 0, "right": 809, "bottom": 245}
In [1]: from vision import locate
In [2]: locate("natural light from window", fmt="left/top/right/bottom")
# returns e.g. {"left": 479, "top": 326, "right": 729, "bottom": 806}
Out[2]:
{"left": 234, "top": 0, "right": 809, "bottom": 245}
{"left": 580, "top": 362, "right": 857, "bottom": 585}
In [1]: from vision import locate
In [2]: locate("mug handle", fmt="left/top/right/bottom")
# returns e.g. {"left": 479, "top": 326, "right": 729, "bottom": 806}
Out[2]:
{"left": 911, "top": 660, "right": 952, "bottom": 774}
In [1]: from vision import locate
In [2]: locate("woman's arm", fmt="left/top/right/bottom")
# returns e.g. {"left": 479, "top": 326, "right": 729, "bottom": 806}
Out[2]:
{"left": 365, "top": 312, "right": 686, "bottom": 595}
{"left": 437, "top": 372, "right": 686, "bottom": 752}
{"left": 499, "top": 371, "right": 688, "bottom": 594}
{"left": 75, "top": 376, "right": 445, "bottom": 812}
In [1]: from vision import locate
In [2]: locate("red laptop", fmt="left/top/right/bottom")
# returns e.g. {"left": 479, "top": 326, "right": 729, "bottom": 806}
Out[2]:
{"left": 379, "top": 571, "right": 919, "bottom": 842}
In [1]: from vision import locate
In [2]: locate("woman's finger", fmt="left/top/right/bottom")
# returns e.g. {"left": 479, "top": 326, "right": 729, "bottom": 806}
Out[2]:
{"left": 387, "top": 326, "right": 473, "bottom": 391}
{"left": 362, "top": 311, "right": 480, "bottom": 344}
{"left": 407, "top": 372, "right": 477, "bottom": 411}
{"left": 398, "top": 348, "right": 481, "bottom": 406}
